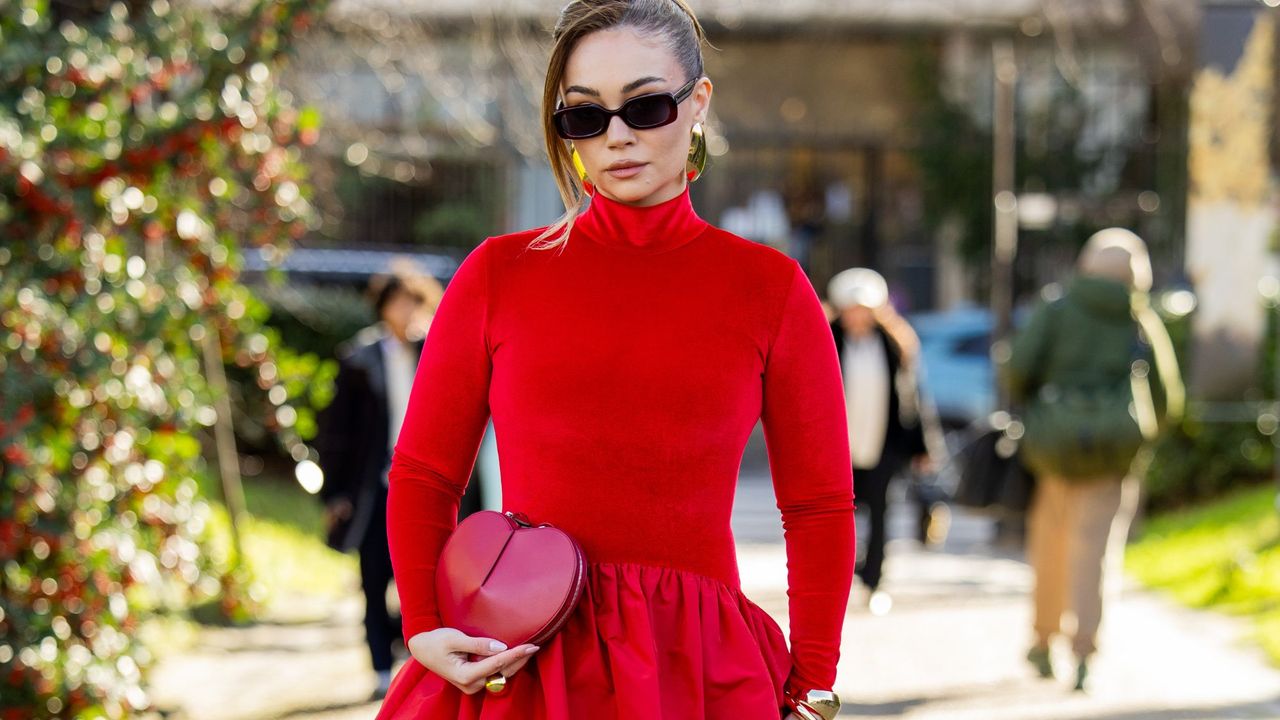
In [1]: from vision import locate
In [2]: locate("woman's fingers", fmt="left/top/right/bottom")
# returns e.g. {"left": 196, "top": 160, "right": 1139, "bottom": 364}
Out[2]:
{"left": 494, "top": 647, "right": 537, "bottom": 678}
{"left": 464, "top": 644, "right": 539, "bottom": 681}
{"left": 459, "top": 635, "right": 510, "bottom": 656}
{"left": 413, "top": 630, "right": 543, "bottom": 695}
{"left": 453, "top": 644, "right": 540, "bottom": 693}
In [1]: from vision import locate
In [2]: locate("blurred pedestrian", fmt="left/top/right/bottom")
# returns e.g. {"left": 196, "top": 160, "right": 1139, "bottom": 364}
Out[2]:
{"left": 1004, "top": 229, "right": 1184, "bottom": 691}
{"left": 828, "top": 268, "right": 939, "bottom": 614}
{"left": 315, "top": 260, "right": 481, "bottom": 700}
{"left": 376, "top": 1, "right": 853, "bottom": 717}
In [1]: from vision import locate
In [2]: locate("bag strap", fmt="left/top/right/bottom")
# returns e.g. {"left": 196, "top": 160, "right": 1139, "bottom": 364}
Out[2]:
{"left": 1131, "top": 296, "right": 1185, "bottom": 428}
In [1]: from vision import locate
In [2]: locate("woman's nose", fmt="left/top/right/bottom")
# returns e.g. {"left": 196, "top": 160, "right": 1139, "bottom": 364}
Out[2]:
{"left": 604, "top": 114, "right": 635, "bottom": 147}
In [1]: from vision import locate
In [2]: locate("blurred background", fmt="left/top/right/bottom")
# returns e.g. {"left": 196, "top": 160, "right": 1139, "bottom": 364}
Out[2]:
{"left": 2, "top": 0, "right": 1279, "bottom": 718}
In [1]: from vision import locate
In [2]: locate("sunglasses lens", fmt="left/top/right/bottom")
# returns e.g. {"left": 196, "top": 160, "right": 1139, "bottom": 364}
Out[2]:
{"left": 557, "top": 106, "right": 607, "bottom": 139}
{"left": 623, "top": 95, "right": 677, "bottom": 129}
{"left": 555, "top": 90, "right": 681, "bottom": 138}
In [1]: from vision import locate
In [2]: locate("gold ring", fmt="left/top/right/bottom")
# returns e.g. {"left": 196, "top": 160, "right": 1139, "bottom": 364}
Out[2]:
{"left": 484, "top": 672, "right": 507, "bottom": 694}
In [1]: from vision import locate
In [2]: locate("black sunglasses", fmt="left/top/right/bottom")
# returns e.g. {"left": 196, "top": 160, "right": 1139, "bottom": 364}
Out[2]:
{"left": 553, "top": 77, "right": 699, "bottom": 140}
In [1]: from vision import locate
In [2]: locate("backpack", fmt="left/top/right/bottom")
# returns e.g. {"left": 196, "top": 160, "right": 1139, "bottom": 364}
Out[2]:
{"left": 1019, "top": 299, "right": 1165, "bottom": 480}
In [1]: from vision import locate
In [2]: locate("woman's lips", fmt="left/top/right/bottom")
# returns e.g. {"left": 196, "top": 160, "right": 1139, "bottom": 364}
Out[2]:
{"left": 605, "top": 162, "right": 646, "bottom": 179}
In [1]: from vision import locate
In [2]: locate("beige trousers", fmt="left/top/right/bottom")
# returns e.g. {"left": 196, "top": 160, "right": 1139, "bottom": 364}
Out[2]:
{"left": 1026, "top": 473, "right": 1140, "bottom": 658}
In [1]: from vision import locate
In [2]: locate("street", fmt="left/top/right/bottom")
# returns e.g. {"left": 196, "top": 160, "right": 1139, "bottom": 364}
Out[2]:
{"left": 150, "top": 444, "right": 1280, "bottom": 719}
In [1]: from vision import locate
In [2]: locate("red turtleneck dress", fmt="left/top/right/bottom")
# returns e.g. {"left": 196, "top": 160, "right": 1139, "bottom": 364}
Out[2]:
{"left": 377, "top": 187, "right": 854, "bottom": 720}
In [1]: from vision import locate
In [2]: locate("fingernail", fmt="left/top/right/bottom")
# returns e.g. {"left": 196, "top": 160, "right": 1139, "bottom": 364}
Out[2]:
{"left": 525, "top": 646, "right": 539, "bottom": 655}
{"left": 489, "top": 641, "right": 507, "bottom": 652}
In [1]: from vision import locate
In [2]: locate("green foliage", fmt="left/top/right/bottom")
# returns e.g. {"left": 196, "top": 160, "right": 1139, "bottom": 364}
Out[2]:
{"left": 905, "top": 42, "right": 1153, "bottom": 272}
{"left": 270, "top": 344, "right": 338, "bottom": 443}
{"left": 238, "top": 476, "right": 357, "bottom": 601}
{"left": 1127, "top": 486, "right": 1280, "bottom": 664}
{"left": 137, "top": 472, "right": 356, "bottom": 664}
{"left": 906, "top": 44, "right": 993, "bottom": 268}
{"left": 196, "top": 473, "right": 357, "bottom": 609}
{"left": 254, "top": 282, "right": 373, "bottom": 359}
{"left": 226, "top": 283, "right": 368, "bottom": 450}
{"left": 1142, "top": 300, "right": 1274, "bottom": 509}
{"left": 0, "top": 0, "right": 324, "bottom": 715}
{"left": 1144, "top": 420, "right": 1274, "bottom": 509}
{"left": 1257, "top": 294, "right": 1280, "bottom": 399}
{"left": 414, "top": 202, "right": 488, "bottom": 249}
{"left": 331, "top": 156, "right": 501, "bottom": 249}
{"left": 223, "top": 321, "right": 339, "bottom": 452}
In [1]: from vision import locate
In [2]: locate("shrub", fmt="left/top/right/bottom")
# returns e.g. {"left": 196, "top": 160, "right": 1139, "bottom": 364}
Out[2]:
{"left": 0, "top": 1, "right": 322, "bottom": 715}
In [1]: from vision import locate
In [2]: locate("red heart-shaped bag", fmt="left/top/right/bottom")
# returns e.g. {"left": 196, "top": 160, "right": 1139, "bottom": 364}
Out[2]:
{"left": 435, "top": 510, "right": 587, "bottom": 648}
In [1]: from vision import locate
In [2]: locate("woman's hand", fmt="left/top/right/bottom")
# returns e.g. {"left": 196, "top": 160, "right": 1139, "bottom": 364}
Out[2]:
{"left": 322, "top": 498, "right": 353, "bottom": 532}
{"left": 407, "top": 628, "right": 540, "bottom": 695}
{"left": 911, "top": 453, "right": 935, "bottom": 475}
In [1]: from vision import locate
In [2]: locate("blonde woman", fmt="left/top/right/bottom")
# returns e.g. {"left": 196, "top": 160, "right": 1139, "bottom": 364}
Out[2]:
{"left": 378, "top": 2, "right": 853, "bottom": 718}
{"left": 1006, "top": 229, "right": 1183, "bottom": 691}
{"left": 827, "top": 268, "right": 937, "bottom": 614}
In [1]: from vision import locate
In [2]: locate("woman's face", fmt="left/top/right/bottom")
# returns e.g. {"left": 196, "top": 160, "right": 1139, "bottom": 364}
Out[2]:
{"left": 841, "top": 305, "right": 877, "bottom": 338}
{"left": 381, "top": 289, "right": 428, "bottom": 342}
{"left": 561, "top": 26, "right": 711, "bottom": 207}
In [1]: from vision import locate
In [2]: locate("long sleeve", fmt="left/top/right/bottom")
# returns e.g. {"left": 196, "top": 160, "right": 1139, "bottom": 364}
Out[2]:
{"left": 1003, "top": 300, "right": 1052, "bottom": 407}
{"left": 893, "top": 350, "right": 930, "bottom": 460}
{"left": 387, "top": 240, "right": 493, "bottom": 642}
{"left": 760, "top": 261, "right": 856, "bottom": 697}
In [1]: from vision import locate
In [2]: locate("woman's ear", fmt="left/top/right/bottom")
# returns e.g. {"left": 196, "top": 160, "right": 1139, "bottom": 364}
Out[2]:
{"left": 693, "top": 76, "right": 713, "bottom": 124}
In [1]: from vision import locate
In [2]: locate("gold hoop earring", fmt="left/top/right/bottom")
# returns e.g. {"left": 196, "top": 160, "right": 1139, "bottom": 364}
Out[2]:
{"left": 687, "top": 123, "right": 707, "bottom": 183}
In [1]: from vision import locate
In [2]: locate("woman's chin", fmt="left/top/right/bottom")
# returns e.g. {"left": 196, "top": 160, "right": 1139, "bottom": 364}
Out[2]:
{"left": 596, "top": 177, "right": 683, "bottom": 207}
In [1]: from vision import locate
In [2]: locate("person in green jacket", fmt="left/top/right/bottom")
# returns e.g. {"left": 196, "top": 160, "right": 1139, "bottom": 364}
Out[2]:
{"left": 1003, "top": 228, "right": 1184, "bottom": 692}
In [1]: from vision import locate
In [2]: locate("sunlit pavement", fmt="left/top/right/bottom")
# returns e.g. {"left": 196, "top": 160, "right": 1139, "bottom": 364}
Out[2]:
{"left": 151, "top": 460, "right": 1280, "bottom": 719}
{"left": 734, "top": 469, "right": 1280, "bottom": 720}
{"left": 147, "top": 594, "right": 381, "bottom": 719}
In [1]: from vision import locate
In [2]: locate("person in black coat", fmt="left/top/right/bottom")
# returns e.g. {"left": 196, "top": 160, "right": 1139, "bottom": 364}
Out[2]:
{"left": 314, "top": 264, "right": 484, "bottom": 699}
{"left": 827, "top": 268, "right": 938, "bottom": 612}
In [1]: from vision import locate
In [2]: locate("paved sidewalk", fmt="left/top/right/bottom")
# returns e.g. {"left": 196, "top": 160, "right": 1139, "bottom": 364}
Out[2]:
{"left": 148, "top": 594, "right": 380, "bottom": 719}
{"left": 735, "top": 473, "right": 1280, "bottom": 720}
{"left": 150, "top": 470, "right": 1280, "bottom": 719}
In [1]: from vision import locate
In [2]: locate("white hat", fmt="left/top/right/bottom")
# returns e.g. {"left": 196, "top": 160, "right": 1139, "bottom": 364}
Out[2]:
{"left": 1078, "top": 228, "right": 1152, "bottom": 292}
{"left": 828, "top": 268, "right": 889, "bottom": 310}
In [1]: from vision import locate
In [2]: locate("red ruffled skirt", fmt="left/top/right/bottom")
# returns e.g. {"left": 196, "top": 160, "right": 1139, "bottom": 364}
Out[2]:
{"left": 376, "top": 562, "right": 792, "bottom": 719}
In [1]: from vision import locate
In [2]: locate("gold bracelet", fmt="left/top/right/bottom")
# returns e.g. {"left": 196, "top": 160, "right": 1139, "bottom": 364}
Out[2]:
{"left": 793, "top": 690, "right": 840, "bottom": 720}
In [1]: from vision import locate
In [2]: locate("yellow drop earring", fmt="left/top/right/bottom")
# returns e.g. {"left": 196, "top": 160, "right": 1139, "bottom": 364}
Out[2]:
{"left": 571, "top": 145, "right": 594, "bottom": 195}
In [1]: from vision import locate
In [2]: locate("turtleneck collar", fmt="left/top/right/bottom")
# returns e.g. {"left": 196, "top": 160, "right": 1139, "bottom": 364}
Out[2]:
{"left": 574, "top": 185, "right": 709, "bottom": 253}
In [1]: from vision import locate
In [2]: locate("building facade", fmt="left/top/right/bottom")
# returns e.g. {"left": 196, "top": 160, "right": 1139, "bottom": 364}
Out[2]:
{"left": 283, "top": 0, "right": 1200, "bottom": 311}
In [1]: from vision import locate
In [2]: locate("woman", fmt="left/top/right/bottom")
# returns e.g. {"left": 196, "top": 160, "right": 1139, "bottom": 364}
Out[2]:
{"left": 378, "top": 2, "right": 854, "bottom": 718}
{"left": 826, "top": 268, "right": 937, "bottom": 615}
{"left": 1005, "top": 229, "right": 1183, "bottom": 691}
{"left": 315, "top": 266, "right": 438, "bottom": 700}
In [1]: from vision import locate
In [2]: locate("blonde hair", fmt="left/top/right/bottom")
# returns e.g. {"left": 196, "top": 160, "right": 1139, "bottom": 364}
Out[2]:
{"left": 530, "top": 0, "right": 708, "bottom": 252}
